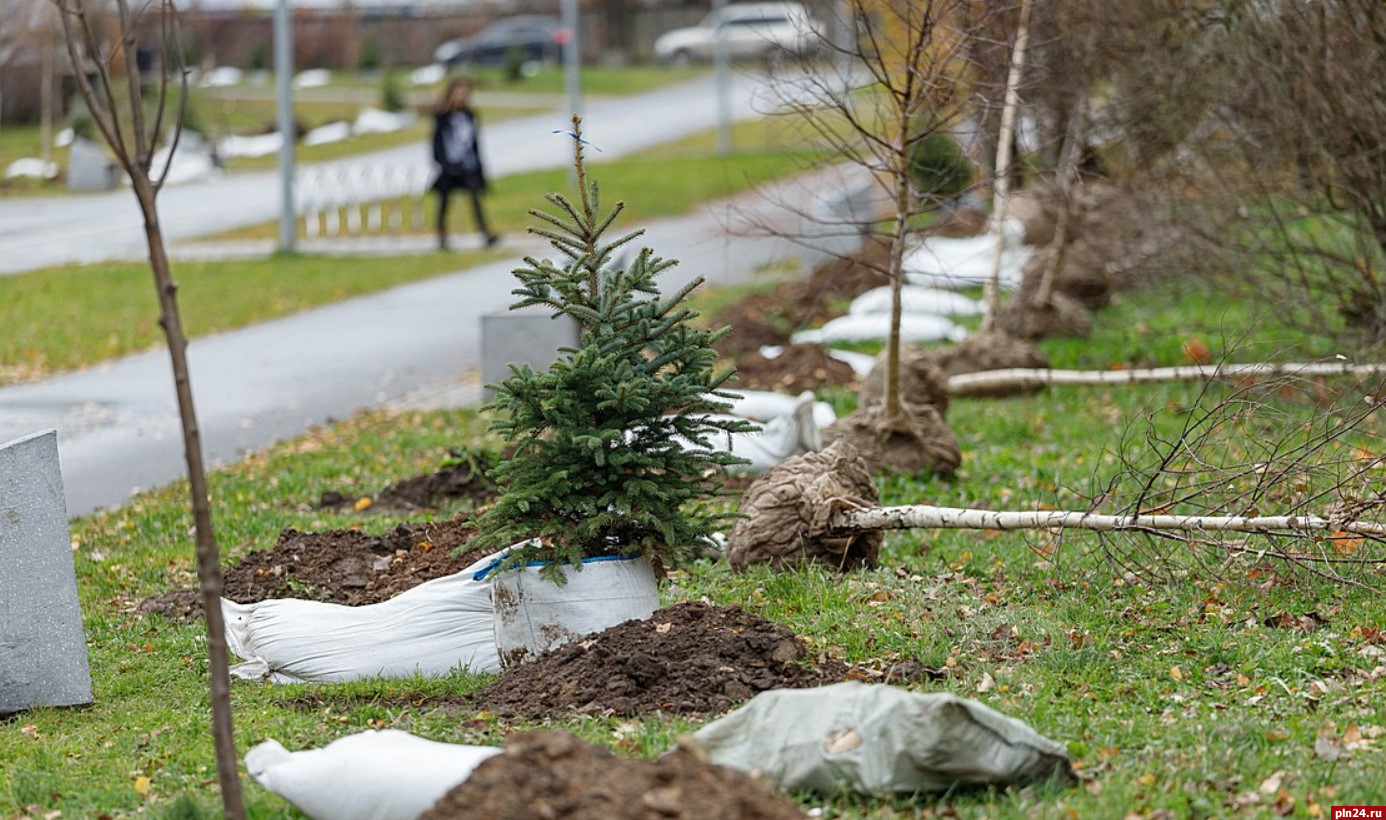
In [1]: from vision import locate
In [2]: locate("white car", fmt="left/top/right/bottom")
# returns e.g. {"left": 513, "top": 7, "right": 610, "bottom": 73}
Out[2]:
{"left": 654, "top": 2, "right": 822, "bottom": 65}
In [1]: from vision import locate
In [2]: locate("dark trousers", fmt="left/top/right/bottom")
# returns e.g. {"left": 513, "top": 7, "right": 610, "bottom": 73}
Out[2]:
{"left": 435, "top": 186, "right": 491, "bottom": 244}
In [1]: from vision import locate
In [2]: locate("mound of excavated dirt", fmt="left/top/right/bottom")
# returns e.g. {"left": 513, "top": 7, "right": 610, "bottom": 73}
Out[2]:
{"left": 710, "top": 238, "right": 893, "bottom": 360}
{"left": 420, "top": 731, "right": 807, "bottom": 820}
{"left": 468, "top": 602, "right": 850, "bottom": 720}
{"left": 731, "top": 344, "right": 858, "bottom": 393}
{"left": 320, "top": 452, "right": 497, "bottom": 512}
{"left": 138, "top": 518, "right": 488, "bottom": 622}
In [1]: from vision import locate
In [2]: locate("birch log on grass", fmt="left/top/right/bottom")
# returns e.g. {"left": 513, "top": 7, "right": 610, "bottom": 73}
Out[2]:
{"left": 947, "top": 361, "right": 1386, "bottom": 397}
{"left": 833, "top": 504, "right": 1386, "bottom": 539}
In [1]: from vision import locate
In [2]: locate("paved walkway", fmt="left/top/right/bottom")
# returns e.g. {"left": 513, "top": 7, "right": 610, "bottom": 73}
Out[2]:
{"left": 0, "top": 71, "right": 794, "bottom": 275}
{"left": 0, "top": 165, "right": 873, "bottom": 517}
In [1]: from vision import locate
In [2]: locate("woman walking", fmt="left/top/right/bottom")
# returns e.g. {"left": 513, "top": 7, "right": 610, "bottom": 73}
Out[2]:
{"left": 431, "top": 79, "right": 498, "bottom": 250}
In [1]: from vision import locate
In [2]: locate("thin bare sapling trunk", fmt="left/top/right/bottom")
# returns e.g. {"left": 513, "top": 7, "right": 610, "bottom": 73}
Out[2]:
{"left": 1032, "top": 94, "right": 1088, "bottom": 306}
{"left": 54, "top": 0, "right": 245, "bottom": 815}
{"left": 946, "top": 360, "right": 1386, "bottom": 396}
{"left": 980, "top": 0, "right": 1033, "bottom": 331}
{"left": 879, "top": 7, "right": 935, "bottom": 421}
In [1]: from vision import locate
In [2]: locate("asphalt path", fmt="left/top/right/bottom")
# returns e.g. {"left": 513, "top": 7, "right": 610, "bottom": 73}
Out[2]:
{"left": 0, "top": 71, "right": 789, "bottom": 275}
{"left": 0, "top": 130, "right": 871, "bottom": 516}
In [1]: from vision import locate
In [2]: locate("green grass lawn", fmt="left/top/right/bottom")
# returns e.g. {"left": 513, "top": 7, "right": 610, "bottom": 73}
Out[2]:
{"left": 2, "top": 263, "right": 1383, "bottom": 816}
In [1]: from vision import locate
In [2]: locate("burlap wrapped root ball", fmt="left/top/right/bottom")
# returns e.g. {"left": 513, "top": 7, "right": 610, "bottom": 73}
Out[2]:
{"left": 822, "top": 401, "right": 961, "bottom": 478}
{"left": 992, "top": 290, "right": 1092, "bottom": 340}
{"left": 727, "top": 440, "right": 882, "bottom": 572}
{"left": 927, "top": 330, "right": 1049, "bottom": 378}
{"left": 857, "top": 346, "right": 950, "bottom": 415}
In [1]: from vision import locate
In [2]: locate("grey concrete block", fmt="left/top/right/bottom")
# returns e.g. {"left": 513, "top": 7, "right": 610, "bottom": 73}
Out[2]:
{"left": 481, "top": 309, "right": 579, "bottom": 400}
{"left": 66, "top": 137, "right": 117, "bottom": 191}
{"left": 0, "top": 430, "right": 94, "bottom": 715}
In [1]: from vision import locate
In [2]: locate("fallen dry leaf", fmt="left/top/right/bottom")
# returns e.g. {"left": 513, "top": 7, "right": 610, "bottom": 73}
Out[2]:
{"left": 1259, "top": 771, "right": 1286, "bottom": 795}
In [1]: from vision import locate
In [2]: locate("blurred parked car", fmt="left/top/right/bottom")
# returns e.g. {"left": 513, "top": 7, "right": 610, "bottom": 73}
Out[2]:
{"left": 653, "top": 2, "right": 821, "bottom": 65}
{"left": 433, "top": 16, "right": 569, "bottom": 68}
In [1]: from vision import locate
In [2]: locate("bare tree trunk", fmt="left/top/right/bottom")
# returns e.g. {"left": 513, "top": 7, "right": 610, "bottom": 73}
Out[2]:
{"left": 882, "top": 124, "right": 913, "bottom": 420}
{"left": 1033, "top": 94, "right": 1087, "bottom": 306}
{"left": 132, "top": 173, "right": 244, "bottom": 817}
{"left": 946, "top": 361, "right": 1386, "bottom": 396}
{"left": 54, "top": 1, "right": 244, "bottom": 815}
{"left": 980, "top": 0, "right": 1033, "bottom": 331}
{"left": 834, "top": 503, "right": 1386, "bottom": 538}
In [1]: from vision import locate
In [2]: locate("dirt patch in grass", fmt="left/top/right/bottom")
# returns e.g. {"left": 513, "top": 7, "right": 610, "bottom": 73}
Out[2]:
{"left": 467, "top": 602, "right": 851, "bottom": 720}
{"left": 421, "top": 730, "right": 807, "bottom": 819}
{"left": 138, "top": 517, "right": 488, "bottom": 621}
{"left": 319, "top": 452, "right": 497, "bottom": 512}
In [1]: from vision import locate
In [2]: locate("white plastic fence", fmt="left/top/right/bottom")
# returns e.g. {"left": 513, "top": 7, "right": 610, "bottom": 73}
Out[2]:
{"left": 298, "top": 164, "right": 432, "bottom": 239}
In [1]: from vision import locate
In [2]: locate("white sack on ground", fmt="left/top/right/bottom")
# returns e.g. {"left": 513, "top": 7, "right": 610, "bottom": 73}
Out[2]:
{"left": 303, "top": 121, "right": 353, "bottom": 147}
{"left": 219, "top": 132, "right": 283, "bottom": 159}
{"left": 354, "top": 107, "right": 417, "bottom": 135}
{"left": 757, "top": 344, "right": 875, "bottom": 377}
{"left": 903, "top": 218, "right": 1030, "bottom": 290}
{"left": 677, "top": 393, "right": 821, "bottom": 472}
{"left": 712, "top": 389, "right": 837, "bottom": 429}
{"left": 223, "top": 550, "right": 503, "bottom": 683}
{"left": 5, "top": 158, "right": 58, "bottom": 180}
{"left": 791, "top": 314, "right": 967, "bottom": 345}
{"left": 849, "top": 285, "right": 984, "bottom": 318}
{"left": 145, "top": 132, "right": 220, "bottom": 186}
{"left": 690, "top": 681, "right": 1075, "bottom": 796}
{"left": 246, "top": 729, "right": 501, "bottom": 820}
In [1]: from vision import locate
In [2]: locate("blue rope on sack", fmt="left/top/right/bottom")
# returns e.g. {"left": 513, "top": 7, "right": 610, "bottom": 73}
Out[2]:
{"left": 472, "top": 552, "right": 637, "bottom": 582}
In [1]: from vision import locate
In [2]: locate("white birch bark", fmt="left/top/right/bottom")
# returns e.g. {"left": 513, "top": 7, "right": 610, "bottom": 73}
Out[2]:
{"left": 947, "top": 362, "right": 1386, "bottom": 396}
{"left": 835, "top": 504, "right": 1386, "bottom": 538}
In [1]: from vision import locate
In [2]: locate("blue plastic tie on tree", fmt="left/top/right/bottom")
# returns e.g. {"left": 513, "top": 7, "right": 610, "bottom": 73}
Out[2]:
{"left": 552, "top": 130, "right": 603, "bottom": 152}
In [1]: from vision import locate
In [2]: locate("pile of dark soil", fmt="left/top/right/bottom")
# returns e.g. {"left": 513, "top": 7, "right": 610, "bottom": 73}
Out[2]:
{"left": 138, "top": 517, "right": 488, "bottom": 622}
{"left": 320, "top": 451, "right": 497, "bottom": 511}
{"left": 468, "top": 602, "right": 850, "bottom": 719}
{"left": 421, "top": 730, "right": 806, "bottom": 820}
{"left": 732, "top": 344, "right": 858, "bottom": 393}
{"left": 710, "top": 238, "right": 893, "bottom": 360}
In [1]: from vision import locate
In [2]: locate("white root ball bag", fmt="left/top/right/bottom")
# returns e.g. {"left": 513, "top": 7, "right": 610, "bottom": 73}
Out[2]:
{"left": 791, "top": 313, "right": 967, "bottom": 345}
{"left": 848, "top": 285, "right": 984, "bottom": 318}
{"left": 246, "top": 729, "right": 501, "bottom": 820}
{"left": 482, "top": 553, "right": 660, "bottom": 667}
{"left": 223, "top": 550, "right": 503, "bottom": 683}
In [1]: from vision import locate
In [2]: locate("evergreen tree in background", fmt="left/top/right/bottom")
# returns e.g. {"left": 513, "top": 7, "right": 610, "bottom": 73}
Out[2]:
{"left": 472, "top": 117, "right": 752, "bottom": 581}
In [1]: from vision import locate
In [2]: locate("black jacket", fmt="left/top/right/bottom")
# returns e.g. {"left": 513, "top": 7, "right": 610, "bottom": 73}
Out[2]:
{"left": 431, "top": 108, "right": 487, "bottom": 193}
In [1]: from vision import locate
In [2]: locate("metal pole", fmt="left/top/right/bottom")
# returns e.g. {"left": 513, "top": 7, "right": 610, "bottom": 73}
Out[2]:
{"left": 275, "top": 0, "right": 296, "bottom": 253}
{"left": 712, "top": 0, "right": 731, "bottom": 156}
{"left": 562, "top": 0, "right": 582, "bottom": 119}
